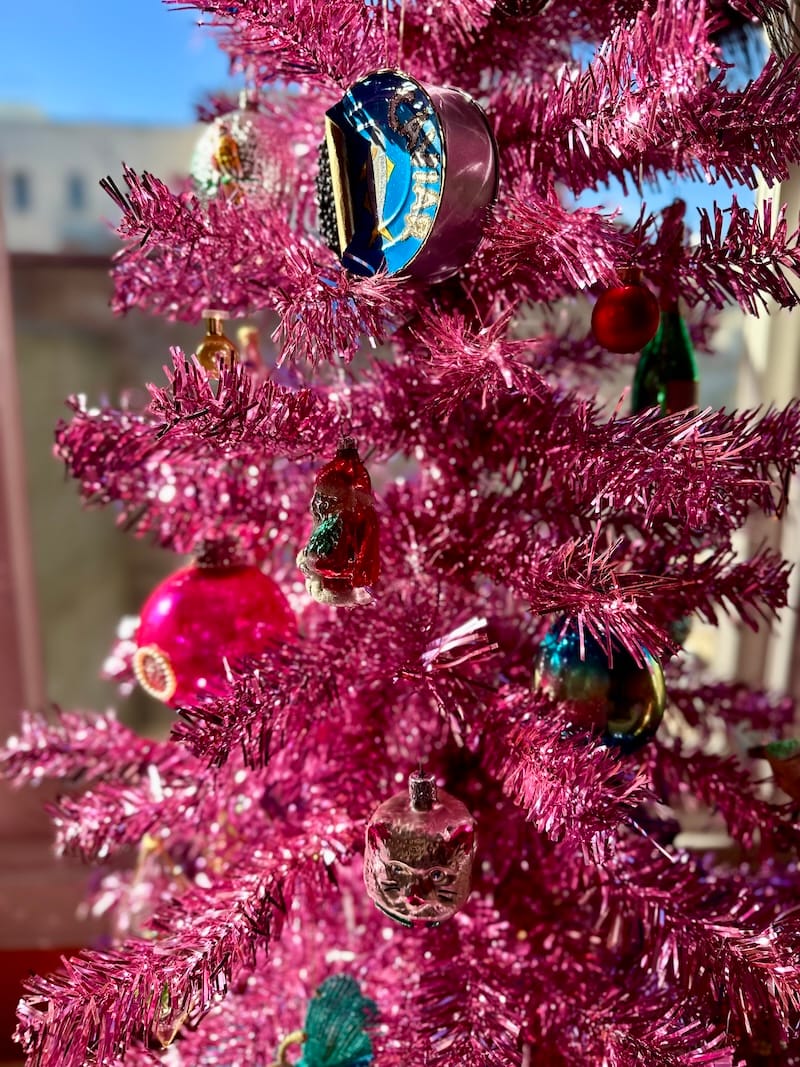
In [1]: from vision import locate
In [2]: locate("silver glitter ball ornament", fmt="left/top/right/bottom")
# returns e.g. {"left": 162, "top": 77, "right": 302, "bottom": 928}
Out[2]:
{"left": 190, "top": 104, "right": 286, "bottom": 206}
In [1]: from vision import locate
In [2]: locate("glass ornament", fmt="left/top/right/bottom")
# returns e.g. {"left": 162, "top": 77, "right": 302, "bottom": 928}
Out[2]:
{"left": 533, "top": 619, "right": 666, "bottom": 751}
{"left": 631, "top": 300, "right": 699, "bottom": 415}
{"left": 364, "top": 771, "right": 477, "bottom": 927}
{"left": 297, "top": 438, "right": 380, "bottom": 607}
{"left": 321, "top": 70, "right": 498, "bottom": 281}
{"left": 190, "top": 97, "right": 287, "bottom": 205}
{"left": 591, "top": 270, "right": 660, "bottom": 353}
{"left": 133, "top": 561, "right": 295, "bottom": 706}
{"left": 195, "top": 312, "right": 238, "bottom": 378}
{"left": 270, "top": 974, "right": 376, "bottom": 1066}
{"left": 749, "top": 739, "right": 800, "bottom": 803}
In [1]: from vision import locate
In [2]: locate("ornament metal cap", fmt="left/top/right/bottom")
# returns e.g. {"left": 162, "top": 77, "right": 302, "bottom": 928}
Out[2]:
{"left": 409, "top": 770, "right": 437, "bottom": 811}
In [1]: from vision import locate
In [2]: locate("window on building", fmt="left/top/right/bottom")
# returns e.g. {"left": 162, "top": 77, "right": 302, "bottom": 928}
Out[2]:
{"left": 10, "top": 172, "right": 31, "bottom": 212}
{"left": 66, "top": 173, "right": 86, "bottom": 211}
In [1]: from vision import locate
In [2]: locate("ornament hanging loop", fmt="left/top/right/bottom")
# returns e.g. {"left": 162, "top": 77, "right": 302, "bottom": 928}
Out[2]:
{"left": 270, "top": 1029, "right": 306, "bottom": 1067}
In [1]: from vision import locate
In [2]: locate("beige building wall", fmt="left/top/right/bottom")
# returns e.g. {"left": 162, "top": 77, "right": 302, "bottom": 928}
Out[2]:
{"left": 0, "top": 109, "right": 200, "bottom": 253}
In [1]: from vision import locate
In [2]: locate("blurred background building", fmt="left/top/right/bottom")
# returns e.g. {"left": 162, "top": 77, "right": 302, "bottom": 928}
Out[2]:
{"left": 1, "top": 110, "right": 203, "bottom": 728}
{"left": 1, "top": 105, "right": 198, "bottom": 253}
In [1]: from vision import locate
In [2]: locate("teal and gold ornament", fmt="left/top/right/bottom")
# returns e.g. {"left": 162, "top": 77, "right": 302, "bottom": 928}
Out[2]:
{"left": 631, "top": 298, "right": 699, "bottom": 416}
{"left": 533, "top": 619, "right": 666, "bottom": 752}
{"left": 270, "top": 975, "right": 377, "bottom": 1067}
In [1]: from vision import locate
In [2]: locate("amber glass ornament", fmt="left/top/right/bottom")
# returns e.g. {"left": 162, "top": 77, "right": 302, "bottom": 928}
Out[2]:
{"left": 297, "top": 438, "right": 380, "bottom": 607}
{"left": 364, "top": 771, "right": 476, "bottom": 927}
{"left": 195, "top": 312, "right": 238, "bottom": 377}
{"left": 534, "top": 618, "right": 666, "bottom": 752}
{"left": 236, "top": 325, "right": 265, "bottom": 375}
{"left": 591, "top": 269, "right": 660, "bottom": 354}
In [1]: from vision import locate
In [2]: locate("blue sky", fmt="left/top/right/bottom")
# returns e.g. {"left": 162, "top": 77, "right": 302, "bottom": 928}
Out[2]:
{"left": 3, "top": 0, "right": 232, "bottom": 124}
{"left": 2, "top": 2, "right": 754, "bottom": 223}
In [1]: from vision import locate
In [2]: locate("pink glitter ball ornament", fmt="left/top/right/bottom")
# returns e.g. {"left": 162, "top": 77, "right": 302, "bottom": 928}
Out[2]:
{"left": 133, "top": 562, "right": 296, "bottom": 707}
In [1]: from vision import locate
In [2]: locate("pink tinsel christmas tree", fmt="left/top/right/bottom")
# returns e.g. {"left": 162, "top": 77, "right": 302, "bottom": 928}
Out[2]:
{"left": 5, "top": 1, "right": 800, "bottom": 1064}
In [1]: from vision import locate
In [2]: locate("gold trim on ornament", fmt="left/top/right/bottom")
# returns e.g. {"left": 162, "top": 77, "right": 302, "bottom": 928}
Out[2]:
{"left": 133, "top": 644, "right": 178, "bottom": 703}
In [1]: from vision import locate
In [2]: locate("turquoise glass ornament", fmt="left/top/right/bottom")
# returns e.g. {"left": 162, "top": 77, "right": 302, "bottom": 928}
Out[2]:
{"left": 272, "top": 975, "right": 377, "bottom": 1067}
{"left": 533, "top": 619, "right": 666, "bottom": 752}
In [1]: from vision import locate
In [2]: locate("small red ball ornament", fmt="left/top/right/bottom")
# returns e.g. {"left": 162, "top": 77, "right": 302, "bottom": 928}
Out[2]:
{"left": 133, "top": 561, "right": 295, "bottom": 706}
{"left": 591, "top": 271, "right": 660, "bottom": 354}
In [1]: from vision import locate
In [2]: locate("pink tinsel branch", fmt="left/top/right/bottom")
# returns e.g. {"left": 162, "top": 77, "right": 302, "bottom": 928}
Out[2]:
{"left": 486, "top": 690, "right": 652, "bottom": 862}
{"left": 408, "top": 906, "right": 524, "bottom": 1067}
{"left": 567, "top": 995, "right": 735, "bottom": 1066}
{"left": 168, "top": 0, "right": 386, "bottom": 89}
{"left": 668, "top": 679, "right": 796, "bottom": 733}
{"left": 686, "top": 197, "right": 800, "bottom": 312}
{"left": 592, "top": 841, "right": 800, "bottom": 1032}
{"left": 0, "top": 709, "right": 183, "bottom": 788}
{"left": 15, "top": 852, "right": 322, "bottom": 1066}
{"left": 491, "top": 0, "right": 717, "bottom": 190}
{"left": 485, "top": 190, "right": 631, "bottom": 296}
{"left": 413, "top": 309, "right": 549, "bottom": 414}
{"left": 647, "top": 742, "right": 800, "bottom": 856}
{"left": 106, "top": 168, "right": 406, "bottom": 353}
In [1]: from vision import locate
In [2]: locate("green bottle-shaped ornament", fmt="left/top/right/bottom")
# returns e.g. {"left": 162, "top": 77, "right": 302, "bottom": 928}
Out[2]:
{"left": 631, "top": 299, "right": 699, "bottom": 415}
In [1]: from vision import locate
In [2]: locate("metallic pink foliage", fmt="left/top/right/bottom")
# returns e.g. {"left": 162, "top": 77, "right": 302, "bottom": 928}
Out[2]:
{"left": 5, "top": 0, "right": 800, "bottom": 1064}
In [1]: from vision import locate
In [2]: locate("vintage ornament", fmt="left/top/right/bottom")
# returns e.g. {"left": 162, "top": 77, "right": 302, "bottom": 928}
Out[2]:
{"left": 364, "top": 770, "right": 477, "bottom": 927}
{"left": 133, "top": 559, "right": 295, "bottom": 706}
{"left": 631, "top": 298, "right": 699, "bottom": 415}
{"left": 319, "top": 69, "right": 498, "bottom": 282}
{"left": 195, "top": 311, "right": 238, "bottom": 377}
{"left": 749, "top": 739, "right": 800, "bottom": 804}
{"left": 190, "top": 94, "right": 287, "bottom": 204}
{"left": 297, "top": 438, "right": 380, "bottom": 607}
{"left": 591, "top": 269, "right": 660, "bottom": 354}
{"left": 534, "top": 619, "right": 666, "bottom": 752}
{"left": 270, "top": 975, "right": 377, "bottom": 1067}
{"left": 236, "top": 324, "right": 266, "bottom": 375}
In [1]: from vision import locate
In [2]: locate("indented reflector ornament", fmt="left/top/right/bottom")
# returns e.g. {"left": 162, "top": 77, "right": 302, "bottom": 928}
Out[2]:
{"left": 320, "top": 70, "right": 498, "bottom": 283}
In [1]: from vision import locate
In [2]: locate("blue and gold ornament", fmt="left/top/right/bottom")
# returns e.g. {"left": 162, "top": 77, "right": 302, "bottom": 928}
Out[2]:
{"left": 318, "top": 70, "right": 497, "bottom": 283}
{"left": 534, "top": 619, "right": 666, "bottom": 752}
{"left": 271, "top": 975, "right": 377, "bottom": 1067}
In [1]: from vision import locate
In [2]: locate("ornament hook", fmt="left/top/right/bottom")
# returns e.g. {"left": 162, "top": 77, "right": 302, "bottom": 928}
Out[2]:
{"left": 270, "top": 1029, "right": 306, "bottom": 1066}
